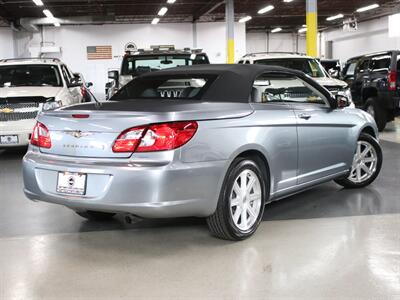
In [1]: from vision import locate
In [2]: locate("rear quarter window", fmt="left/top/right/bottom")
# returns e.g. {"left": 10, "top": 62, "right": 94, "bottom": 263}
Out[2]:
{"left": 370, "top": 55, "right": 391, "bottom": 71}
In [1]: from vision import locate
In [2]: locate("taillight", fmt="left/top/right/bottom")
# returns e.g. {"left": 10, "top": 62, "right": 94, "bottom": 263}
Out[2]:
{"left": 81, "top": 86, "right": 87, "bottom": 97}
{"left": 31, "top": 122, "right": 52, "bottom": 149}
{"left": 388, "top": 71, "right": 397, "bottom": 91}
{"left": 112, "top": 121, "right": 198, "bottom": 153}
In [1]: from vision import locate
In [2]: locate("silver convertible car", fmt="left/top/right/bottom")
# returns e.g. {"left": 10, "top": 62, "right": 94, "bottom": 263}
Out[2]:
{"left": 23, "top": 65, "right": 382, "bottom": 240}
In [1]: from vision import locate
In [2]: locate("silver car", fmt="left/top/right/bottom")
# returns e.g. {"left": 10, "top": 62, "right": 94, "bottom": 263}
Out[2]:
{"left": 23, "top": 65, "right": 383, "bottom": 240}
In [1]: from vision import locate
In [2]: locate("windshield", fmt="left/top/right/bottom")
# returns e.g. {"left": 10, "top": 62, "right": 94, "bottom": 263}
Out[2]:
{"left": 112, "top": 75, "right": 216, "bottom": 101}
{"left": 121, "top": 54, "right": 209, "bottom": 76}
{"left": 254, "top": 58, "right": 326, "bottom": 78}
{"left": 0, "top": 65, "right": 62, "bottom": 87}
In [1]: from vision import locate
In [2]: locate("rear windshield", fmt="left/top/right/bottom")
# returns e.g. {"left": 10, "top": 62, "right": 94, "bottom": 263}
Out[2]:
{"left": 254, "top": 58, "right": 326, "bottom": 78}
{"left": 0, "top": 65, "right": 62, "bottom": 87}
{"left": 112, "top": 75, "right": 217, "bottom": 101}
{"left": 121, "top": 54, "right": 210, "bottom": 76}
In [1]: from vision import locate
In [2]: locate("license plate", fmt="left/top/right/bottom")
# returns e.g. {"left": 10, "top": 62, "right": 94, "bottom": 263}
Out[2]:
{"left": 57, "top": 172, "right": 87, "bottom": 195}
{"left": 0, "top": 135, "right": 18, "bottom": 145}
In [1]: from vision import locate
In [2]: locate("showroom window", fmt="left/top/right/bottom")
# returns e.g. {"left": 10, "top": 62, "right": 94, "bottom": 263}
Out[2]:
{"left": 251, "top": 73, "right": 327, "bottom": 106}
{"left": 112, "top": 75, "right": 217, "bottom": 101}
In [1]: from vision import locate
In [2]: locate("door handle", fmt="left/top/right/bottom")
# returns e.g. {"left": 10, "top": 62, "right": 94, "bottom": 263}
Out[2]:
{"left": 298, "top": 113, "right": 312, "bottom": 120}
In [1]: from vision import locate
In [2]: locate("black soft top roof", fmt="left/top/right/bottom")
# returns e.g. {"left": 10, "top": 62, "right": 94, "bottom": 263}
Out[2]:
{"left": 138, "top": 64, "right": 306, "bottom": 103}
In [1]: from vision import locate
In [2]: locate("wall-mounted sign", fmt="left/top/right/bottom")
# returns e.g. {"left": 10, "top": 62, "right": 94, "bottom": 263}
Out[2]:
{"left": 125, "top": 42, "right": 138, "bottom": 53}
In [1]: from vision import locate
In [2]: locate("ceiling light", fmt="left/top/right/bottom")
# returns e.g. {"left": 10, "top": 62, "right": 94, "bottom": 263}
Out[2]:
{"left": 32, "top": 0, "right": 44, "bottom": 6}
{"left": 239, "top": 16, "right": 252, "bottom": 23}
{"left": 298, "top": 27, "right": 307, "bottom": 33}
{"left": 151, "top": 18, "right": 160, "bottom": 25}
{"left": 258, "top": 5, "right": 274, "bottom": 14}
{"left": 54, "top": 22, "right": 60, "bottom": 27}
{"left": 167, "top": 0, "right": 176, "bottom": 3}
{"left": 356, "top": 4, "right": 379, "bottom": 13}
{"left": 271, "top": 27, "right": 282, "bottom": 33}
{"left": 326, "top": 14, "right": 344, "bottom": 21}
{"left": 283, "top": 0, "right": 293, "bottom": 2}
{"left": 43, "top": 9, "right": 54, "bottom": 19}
{"left": 158, "top": 7, "right": 168, "bottom": 16}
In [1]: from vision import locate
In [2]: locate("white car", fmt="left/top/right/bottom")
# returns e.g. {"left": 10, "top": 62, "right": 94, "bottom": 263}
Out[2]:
{"left": 238, "top": 52, "right": 354, "bottom": 103}
{"left": 0, "top": 58, "right": 84, "bottom": 148}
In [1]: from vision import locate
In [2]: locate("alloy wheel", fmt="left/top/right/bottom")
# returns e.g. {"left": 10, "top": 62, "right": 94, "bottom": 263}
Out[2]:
{"left": 349, "top": 140, "right": 378, "bottom": 184}
{"left": 229, "top": 169, "right": 262, "bottom": 231}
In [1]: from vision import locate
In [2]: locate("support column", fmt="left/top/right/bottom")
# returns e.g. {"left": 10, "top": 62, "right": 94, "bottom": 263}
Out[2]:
{"left": 306, "top": 0, "right": 318, "bottom": 57}
{"left": 192, "top": 22, "right": 198, "bottom": 48}
{"left": 226, "top": 0, "right": 234, "bottom": 64}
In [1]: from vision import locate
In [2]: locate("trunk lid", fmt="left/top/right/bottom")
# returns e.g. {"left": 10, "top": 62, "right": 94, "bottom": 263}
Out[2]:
{"left": 38, "top": 100, "right": 253, "bottom": 158}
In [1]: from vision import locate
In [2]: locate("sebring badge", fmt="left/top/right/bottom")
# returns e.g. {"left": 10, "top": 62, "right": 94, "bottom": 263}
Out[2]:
{"left": 65, "top": 131, "right": 93, "bottom": 139}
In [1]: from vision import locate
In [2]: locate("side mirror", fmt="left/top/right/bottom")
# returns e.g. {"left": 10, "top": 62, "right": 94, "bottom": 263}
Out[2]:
{"left": 67, "top": 78, "right": 81, "bottom": 88}
{"left": 86, "top": 82, "right": 93, "bottom": 88}
{"left": 108, "top": 70, "right": 119, "bottom": 81}
{"left": 328, "top": 68, "right": 339, "bottom": 78}
{"left": 335, "top": 95, "right": 351, "bottom": 109}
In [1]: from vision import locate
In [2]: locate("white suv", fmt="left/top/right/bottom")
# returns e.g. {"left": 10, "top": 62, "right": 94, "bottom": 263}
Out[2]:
{"left": 238, "top": 52, "right": 353, "bottom": 102}
{"left": 0, "top": 58, "right": 84, "bottom": 148}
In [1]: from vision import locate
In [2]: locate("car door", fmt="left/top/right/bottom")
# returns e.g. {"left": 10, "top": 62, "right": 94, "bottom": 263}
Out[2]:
{"left": 353, "top": 58, "right": 370, "bottom": 104}
{"left": 60, "top": 65, "right": 81, "bottom": 104}
{"left": 286, "top": 78, "right": 354, "bottom": 185}
{"left": 250, "top": 73, "right": 298, "bottom": 195}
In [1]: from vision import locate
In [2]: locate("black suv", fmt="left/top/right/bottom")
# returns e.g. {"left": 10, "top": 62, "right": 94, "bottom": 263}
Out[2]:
{"left": 342, "top": 51, "right": 400, "bottom": 131}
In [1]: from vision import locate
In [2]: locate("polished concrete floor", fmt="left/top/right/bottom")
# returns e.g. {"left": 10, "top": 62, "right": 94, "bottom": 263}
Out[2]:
{"left": 0, "top": 121, "right": 399, "bottom": 300}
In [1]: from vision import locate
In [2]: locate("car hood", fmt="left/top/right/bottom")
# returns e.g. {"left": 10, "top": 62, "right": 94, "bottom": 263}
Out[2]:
{"left": 0, "top": 86, "right": 62, "bottom": 98}
{"left": 314, "top": 77, "right": 348, "bottom": 89}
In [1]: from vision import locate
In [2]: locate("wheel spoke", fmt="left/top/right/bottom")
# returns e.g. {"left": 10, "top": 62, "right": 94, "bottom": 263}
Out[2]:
{"left": 233, "top": 206, "right": 242, "bottom": 223}
{"left": 230, "top": 196, "right": 240, "bottom": 208}
{"left": 360, "top": 145, "right": 371, "bottom": 158}
{"left": 241, "top": 205, "right": 248, "bottom": 226}
{"left": 247, "top": 205, "right": 257, "bottom": 219}
{"left": 233, "top": 182, "right": 241, "bottom": 197}
{"left": 356, "top": 165, "right": 362, "bottom": 181}
{"left": 360, "top": 163, "right": 372, "bottom": 175}
{"left": 246, "top": 176, "right": 256, "bottom": 193}
{"left": 249, "top": 192, "right": 261, "bottom": 202}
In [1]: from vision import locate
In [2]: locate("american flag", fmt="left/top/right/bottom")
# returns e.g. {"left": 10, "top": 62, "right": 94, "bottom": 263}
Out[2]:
{"left": 87, "top": 46, "right": 112, "bottom": 60}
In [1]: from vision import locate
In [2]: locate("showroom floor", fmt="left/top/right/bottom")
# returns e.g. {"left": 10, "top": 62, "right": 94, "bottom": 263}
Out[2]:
{"left": 0, "top": 120, "right": 399, "bottom": 300}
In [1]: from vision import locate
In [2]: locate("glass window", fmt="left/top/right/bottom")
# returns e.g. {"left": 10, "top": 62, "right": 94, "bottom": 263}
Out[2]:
{"left": 121, "top": 54, "right": 209, "bottom": 76}
{"left": 0, "top": 64, "right": 62, "bottom": 87}
{"left": 358, "top": 59, "right": 370, "bottom": 72}
{"left": 251, "top": 73, "right": 327, "bottom": 106}
{"left": 60, "top": 65, "right": 71, "bottom": 83}
{"left": 112, "top": 75, "right": 216, "bottom": 101}
{"left": 370, "top": 55, "right": 391, "bottom": 71}
{"left": 345, "top": 62, "right": 357, "bottom": 76}
{"left": 254, "top": 58, "right": 326, "bottom": 78}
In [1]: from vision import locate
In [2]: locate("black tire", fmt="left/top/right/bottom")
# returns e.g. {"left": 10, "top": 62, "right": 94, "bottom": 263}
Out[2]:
{"left": 335, "top": 133, "right": 382, "bottom": 189}
{"left": 365, "top": 98, "right": 387, "bottom": 132}
{"left": 75, "top": 210, "right": 116, "bottom": 221}
{"left": 206, "top": 157, "right": 269, "bottom": 241}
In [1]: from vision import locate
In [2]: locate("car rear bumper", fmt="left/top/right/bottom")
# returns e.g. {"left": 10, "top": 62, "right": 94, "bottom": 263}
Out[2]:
{"left": 22, "top": 150, "right": 227, "bottom": 218}
{"left": 0, "top": 119, "right": 36, "bottom": 147}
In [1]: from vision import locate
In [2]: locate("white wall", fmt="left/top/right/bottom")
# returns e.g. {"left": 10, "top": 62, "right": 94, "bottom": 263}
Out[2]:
{"left": 0, "top": 27, "right": 15, "bottom": 59}
{"left": 322, "top": 16, "right": 400, "bottom": 62}
{"left": 246, "top": 32, "right": 306, "bottom": 55}
{"left": 13, "top": 22, "right": 246, "bottom": 97}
